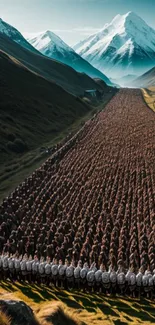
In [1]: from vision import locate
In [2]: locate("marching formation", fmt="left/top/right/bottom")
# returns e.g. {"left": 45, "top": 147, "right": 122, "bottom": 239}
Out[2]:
{"left": 0, "top": 89, "right": 155, "bottom": 302}
{"left": 0, "top": 254, "right": 155, "bottom": 299}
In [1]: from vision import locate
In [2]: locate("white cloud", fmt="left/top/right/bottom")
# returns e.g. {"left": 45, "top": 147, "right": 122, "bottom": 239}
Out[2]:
{"left": 23, "top": 27, "right": 101, "bottom": 39}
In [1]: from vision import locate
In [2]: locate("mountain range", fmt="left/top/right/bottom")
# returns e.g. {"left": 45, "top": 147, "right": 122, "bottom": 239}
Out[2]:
{"left": 133, "top": 67, "right": 155, "bottom": 88}
{"left": 74, "top": 12, "right": 155, "bottom": 80}
{"left": 0, "top": 17, "right": 117, "bottom": 178}
{"left": 2, "top": 12, "right": 155, "bottom": 87}
{"left": 27, "top": 30, "right": 112, "bottom": 85}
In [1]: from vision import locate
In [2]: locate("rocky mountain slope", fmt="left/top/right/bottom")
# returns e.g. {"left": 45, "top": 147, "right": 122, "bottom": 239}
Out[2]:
{"left": 27, "top": 30, "right": 112, "bottom": 85}
{"left": 0, "top": 18, "right": 39, "bottom": 54}
{"left": 74, "top": 12, "right": 155, "bottom": 79}
{"left": 0, "top": 33, "right": 108, "bottom": 96}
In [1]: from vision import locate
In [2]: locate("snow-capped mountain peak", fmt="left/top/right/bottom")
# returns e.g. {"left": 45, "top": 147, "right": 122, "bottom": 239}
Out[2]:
{"left": 0, "top": 17, "right": 38, "bottom": 53}
{"left": 27, "top": 30, "right": 113, "bottom": 85}
{"left": 27, "top": 30, "right": 74, "bottom": 54}
{"left": 74, "top": 12, "right": 155, "bottom": 79}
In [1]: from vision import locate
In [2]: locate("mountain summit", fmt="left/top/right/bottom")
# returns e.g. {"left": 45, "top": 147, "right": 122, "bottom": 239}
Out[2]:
{"left": 27, "top": 30, "right": 112, "bottom": 85}
{"left": 27, "top": 30, "right": 75, "bottom": 56}
{"left": 74, "top": 12, "right": 155, "bottom": 78}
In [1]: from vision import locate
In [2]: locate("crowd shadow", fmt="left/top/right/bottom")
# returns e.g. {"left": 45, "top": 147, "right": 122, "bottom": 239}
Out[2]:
{"left": 1, "top": 280, "right": 155, "bottom": 324}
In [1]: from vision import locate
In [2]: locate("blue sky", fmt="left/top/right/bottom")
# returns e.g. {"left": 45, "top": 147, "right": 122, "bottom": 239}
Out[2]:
{"left": 0, "top": 0, "right": 155, "bottom": 45}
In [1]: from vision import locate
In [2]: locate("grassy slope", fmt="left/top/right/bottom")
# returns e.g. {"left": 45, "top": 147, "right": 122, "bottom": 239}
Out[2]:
{"left": 0, "top": 50, "right": 116, "bottom": 201}
{"left": 0, "top": 282, "right": 155, "bottom": 325}
{"left": 142, "top": 87, "right": 155, "bottom": 112}
{"left": 133, "top": 67, "right": 155, "bottom": 88}
{"left": 0, "top": 34, "right": 108, "bottom": 96}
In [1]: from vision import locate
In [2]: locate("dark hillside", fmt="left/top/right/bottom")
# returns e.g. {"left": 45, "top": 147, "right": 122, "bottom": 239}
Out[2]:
{"left": 0, "top": 50, "right": 91, "bottom": 164}
{"left": 0, "top": 33, "right": 108, "bottom": 96}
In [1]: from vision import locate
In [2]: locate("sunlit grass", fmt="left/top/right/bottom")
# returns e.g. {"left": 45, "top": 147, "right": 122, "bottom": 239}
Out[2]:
{"left": 0, "top": 281, "right": 155, "bottom": 325}
{"left": 0, "top": 311, "right": 11, "bottom": 325}
{"left": 142, "top": 88, "right": 155, "bottom": 112}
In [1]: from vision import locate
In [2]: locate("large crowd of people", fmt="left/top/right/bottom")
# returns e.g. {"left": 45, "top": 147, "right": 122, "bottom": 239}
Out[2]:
{"left": 0, "top": 90, "right": 155, "bottom": 300}
{"left": 0, "top": 254, "right": 155, "bottom": 298}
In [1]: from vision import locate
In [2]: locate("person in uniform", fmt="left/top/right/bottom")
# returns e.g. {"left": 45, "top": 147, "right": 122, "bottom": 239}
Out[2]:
{"left": 80, "top": 262, "right": 89, "bottom": 292}
{"left": 32, "top": 255, "right": 39, "bottom": 283}
{"left": 51, "top": 258, "right": 59, "bottom": 287}
{"left": 126, "top": 268, "right": 136, "bottom": 298}
{"left": 117, "top": 266, "right": 126, "bottom": 295}
{"left": 86, "top": 262, "right": 96, "bottom": 292}
{"left": 8, "top": 255, "right": 15, "bottom": 282}
{"left": 26, "top": 255, "right": 33, "bottom": 283}
{"left": 38, "top": 257, "right": 46, "bottom": 285}
{"left": 2, "top": 254, "right": 9, "bottom": 281}
{"left": 102, "top": 267, "right": 111, "bottom": 294}
{"left": 145, "top": 270, "right": 154, "bottom": 299}
{"left": 109, "top": 265, "right": 117, "bottom": 295}
{"left": 142, "top": 270, "right": 149, "bottom": 297}
{"left": 136, "top": 268, "right": 143, "bottom": 298}
{"left": 58, "top": 259, "right": 67, "bottom": 288}
{"left": 66, "top": 260, "right": 75, "bottom": 290}
{"left": 74, "top": 260, "right": 82, "bottom": 290}
{"left": 94, "top": 264, "right": 103, "bottom": 293}
{"left": 20, "top": 254, "right": 27, "bottom": 282}
{"left": 14, "top": 255, "right": 21, "bottom": 281}
{"left": 148, "top": 273, "right": 154, "bottom": 299}
{"left": 45, "top": 258, "right": 51, "bottom": 286}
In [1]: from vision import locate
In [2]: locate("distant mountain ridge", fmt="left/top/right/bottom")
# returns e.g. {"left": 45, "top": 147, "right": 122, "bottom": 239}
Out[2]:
{"left": 26, "top": 30, "right": 112, "bottom": 85}
{"left": 74, "top": 12, "right": 155, "bottom": 79}
{"left": 0, "top": 18, "right": 39, "bottom": 54}
{"left": 0, "top": 31, "right": 109, "bottom": 97}
{"left": 133, "top": 66, "right": 155, "bottom": 87}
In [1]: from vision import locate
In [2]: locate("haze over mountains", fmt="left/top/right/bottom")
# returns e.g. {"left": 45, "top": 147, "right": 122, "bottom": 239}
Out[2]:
{"left": 1, "top": 12, "right": 155, "bottom": 88}
{"left": 133, "top": 67, "right": 155, "bottom": 88}
{"left": 74, "top": 12, "right": 155, "bottom": 80}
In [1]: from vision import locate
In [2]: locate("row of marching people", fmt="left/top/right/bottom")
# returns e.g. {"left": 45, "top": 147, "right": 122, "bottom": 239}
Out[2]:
{"left": 0, "top": 254, "right": 155, "bottom": 299}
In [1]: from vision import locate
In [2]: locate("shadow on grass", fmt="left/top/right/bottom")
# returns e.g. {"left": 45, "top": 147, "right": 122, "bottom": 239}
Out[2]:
{"left": 98, "top": 303, "right": 118, "bottom": 317}
{"left": 0, "top": 281, "right": 17, "bottom": 293}
{"left": 1, "top": 282, "right": 155, "bottom": 324}
{"left": 114, "top": 321, "right": 128, "bottom": 325}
